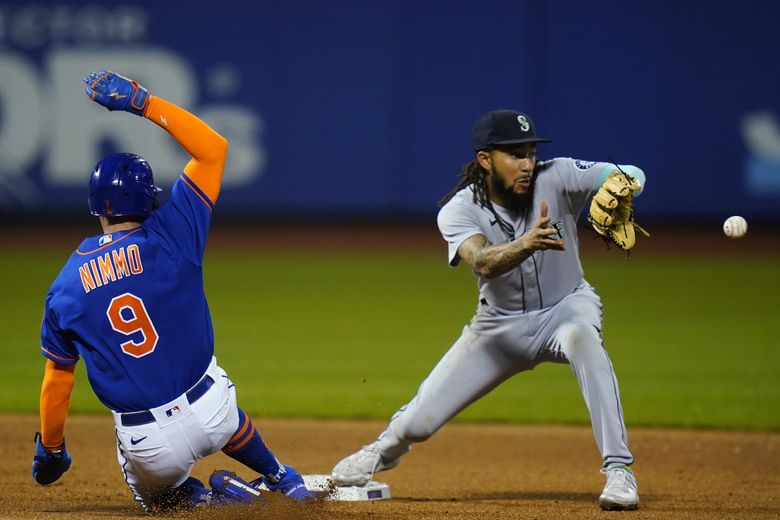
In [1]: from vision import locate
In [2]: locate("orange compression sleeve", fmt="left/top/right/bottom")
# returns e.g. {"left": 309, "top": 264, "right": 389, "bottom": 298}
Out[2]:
{"left": 39, "top": 359, "right": 76, "bottom": 449}
{"left": 143, "top": 96, "right": 228, "bottom": 205}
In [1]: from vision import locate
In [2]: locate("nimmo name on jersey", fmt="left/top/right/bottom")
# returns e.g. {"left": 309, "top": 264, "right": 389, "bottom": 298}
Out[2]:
{"left": 78, "top": 244, "right": 144, "bottom": 294}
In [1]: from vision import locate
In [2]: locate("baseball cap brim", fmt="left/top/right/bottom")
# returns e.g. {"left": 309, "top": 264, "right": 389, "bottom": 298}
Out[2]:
{"left": 491, "top": 137, "right": 552, "bottom": 145}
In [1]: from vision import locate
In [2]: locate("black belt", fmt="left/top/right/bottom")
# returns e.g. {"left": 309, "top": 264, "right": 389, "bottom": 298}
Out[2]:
{"left": 120, "top": 375, "right": 215, "bottom": 427}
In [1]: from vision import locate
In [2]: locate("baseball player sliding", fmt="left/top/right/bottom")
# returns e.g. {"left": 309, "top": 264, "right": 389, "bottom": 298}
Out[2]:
{"left": 32, "top": 70, "right": 312, "bottom": 511}
{"left": 332, "top": 110, "right": 645, "bottom": 510}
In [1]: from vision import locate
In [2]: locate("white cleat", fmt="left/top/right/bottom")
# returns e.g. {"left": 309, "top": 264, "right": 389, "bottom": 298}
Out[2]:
{"left": 331, "top": 441, "right": 401, "bottom": 487}
{"left": 599, "top": 465, "right": 639, "bottom": 511}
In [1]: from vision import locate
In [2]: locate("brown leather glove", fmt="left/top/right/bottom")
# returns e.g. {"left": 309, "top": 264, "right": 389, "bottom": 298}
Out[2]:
{"left": 588, "top": 171, "right": 649, "bottom": 250}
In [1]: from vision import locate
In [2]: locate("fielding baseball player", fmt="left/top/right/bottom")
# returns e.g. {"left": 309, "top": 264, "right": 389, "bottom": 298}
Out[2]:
{"left": 31, "top": 70, "right": 312, "bottom": 511}
{"left": 332, "top": 110, "right": 646, "bottom": 511}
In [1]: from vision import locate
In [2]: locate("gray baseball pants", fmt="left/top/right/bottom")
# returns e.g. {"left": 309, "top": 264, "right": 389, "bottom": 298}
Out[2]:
{"left": 376, "top": 284, "right": 633, "bottom": 469}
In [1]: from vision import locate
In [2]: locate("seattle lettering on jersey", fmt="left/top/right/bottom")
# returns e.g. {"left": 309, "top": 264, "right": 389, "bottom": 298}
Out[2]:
{"left": 79, "top": 244, "right": 143, "bottom": 294}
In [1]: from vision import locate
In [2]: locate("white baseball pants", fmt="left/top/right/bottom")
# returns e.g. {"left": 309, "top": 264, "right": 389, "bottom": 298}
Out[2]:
{"left": 111, "top": 356, "right": 240, "bottom": 505}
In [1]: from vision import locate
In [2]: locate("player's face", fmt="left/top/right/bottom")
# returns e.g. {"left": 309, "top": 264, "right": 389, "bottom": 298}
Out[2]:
{"left": 481, "top": 143, "right": 538, "bottom": 208}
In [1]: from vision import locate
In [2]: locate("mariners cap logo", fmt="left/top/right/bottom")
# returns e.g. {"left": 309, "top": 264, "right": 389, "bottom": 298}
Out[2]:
{"left": 517, "top": 115, "right": 530, "bottom": 132}
{"left": 471, "top": 110, "right": 551, "bottom": 151}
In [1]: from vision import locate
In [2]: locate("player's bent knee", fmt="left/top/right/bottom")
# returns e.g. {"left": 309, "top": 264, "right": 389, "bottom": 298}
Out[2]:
{"left": 557, "top": 323, "right": 601, "bottom": 357}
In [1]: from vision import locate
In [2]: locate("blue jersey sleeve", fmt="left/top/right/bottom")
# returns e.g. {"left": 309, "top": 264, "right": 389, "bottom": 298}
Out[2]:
{"left": 40, "top": 293, "right": 79, "bottom": 365}
{"left": 144, "top": 173, "right": 214, "bottom": 265}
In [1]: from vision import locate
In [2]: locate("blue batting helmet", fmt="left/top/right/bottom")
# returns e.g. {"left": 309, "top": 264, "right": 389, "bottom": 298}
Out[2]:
{"left": 88, "top": 153, "right": 160, "bottom": 217}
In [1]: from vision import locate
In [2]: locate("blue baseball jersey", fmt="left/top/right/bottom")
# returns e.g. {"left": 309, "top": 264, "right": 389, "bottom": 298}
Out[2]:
{"left": 40, "top": 173, "right": 216, "bottom": 412}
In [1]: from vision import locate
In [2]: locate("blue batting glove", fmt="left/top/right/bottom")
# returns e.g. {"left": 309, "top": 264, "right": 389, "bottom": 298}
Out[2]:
{"left": 83, "top": 70, "right": 150, "bottom": 116}
{"left": 32, "top": 432, "right": 71, "bottom": 485}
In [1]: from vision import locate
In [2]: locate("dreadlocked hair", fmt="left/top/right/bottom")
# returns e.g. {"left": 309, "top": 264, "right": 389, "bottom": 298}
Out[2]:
{"left": 438, "top": 157, "right": 516, "bottom": 240}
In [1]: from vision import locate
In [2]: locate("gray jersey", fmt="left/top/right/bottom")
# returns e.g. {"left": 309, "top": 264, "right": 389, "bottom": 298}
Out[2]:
{"left": 334, "top": 157, "right": 640, "bottom": 485}
{"left": 437, "top": 158, "right": 612, "bottom": 314}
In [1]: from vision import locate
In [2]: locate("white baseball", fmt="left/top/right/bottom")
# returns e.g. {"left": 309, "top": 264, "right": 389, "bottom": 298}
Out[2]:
{"left": 723, "top": 216, "right": 748, "bottom": 239}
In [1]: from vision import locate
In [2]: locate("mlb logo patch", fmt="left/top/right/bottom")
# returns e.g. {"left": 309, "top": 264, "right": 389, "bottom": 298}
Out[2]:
{"left": 99, "top": 234, "right": 113, "bottom": 246}
{"left": 165, "top": 405, "right": 181, "bottom": 417}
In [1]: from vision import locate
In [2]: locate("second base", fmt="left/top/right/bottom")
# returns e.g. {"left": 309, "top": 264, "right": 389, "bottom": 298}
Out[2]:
{"left": 255, "top": 474, "right": 390, "bottom": 501}
{"left": 305, "top": 474, "right": 390, "bottom": 501}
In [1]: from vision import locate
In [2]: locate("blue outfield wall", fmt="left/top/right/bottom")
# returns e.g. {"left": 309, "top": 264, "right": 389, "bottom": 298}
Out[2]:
{"left": 0, "top": 0, "right": 778, "bottom": 220}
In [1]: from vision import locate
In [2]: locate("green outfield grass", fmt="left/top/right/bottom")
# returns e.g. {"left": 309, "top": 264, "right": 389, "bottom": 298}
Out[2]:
{"left": 4, "top": 245, "right": 779, "bottom": 430}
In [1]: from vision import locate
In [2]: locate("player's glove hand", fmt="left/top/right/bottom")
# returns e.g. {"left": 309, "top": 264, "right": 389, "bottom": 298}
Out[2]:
{"left": 587, "top": 170, "right": 649, "bottom": 251}
{"left": 83, "top": 70, "right": 150, "bottom": 116}
{"left": 32, "top": 432, "right": 71, "bottom": 485}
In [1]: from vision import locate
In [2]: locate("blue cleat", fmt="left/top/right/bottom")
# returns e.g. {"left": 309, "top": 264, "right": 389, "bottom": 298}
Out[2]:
{"left": 177, "top": 477, "right": 213, "bottom": 507}
{"left": 252, "top": 465, "right": 314, "bottom": 500}
{"left": 142, "top": 477, "right": 212, "bottom": 513}
{"left": 209, "top": 470, "right": 264, "bottom": 504}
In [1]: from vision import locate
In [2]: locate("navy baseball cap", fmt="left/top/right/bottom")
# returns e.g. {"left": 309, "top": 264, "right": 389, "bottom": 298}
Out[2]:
{"left": 471, "top": 110, "right": 551, "bottom": 151}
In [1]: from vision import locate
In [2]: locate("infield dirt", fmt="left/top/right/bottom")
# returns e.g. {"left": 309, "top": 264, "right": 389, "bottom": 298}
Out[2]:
{"left": 2, "top": 415, "right": 778, "bottom": 519}
{"left": 4, "top": 225, "right": 778, "bottom": 518}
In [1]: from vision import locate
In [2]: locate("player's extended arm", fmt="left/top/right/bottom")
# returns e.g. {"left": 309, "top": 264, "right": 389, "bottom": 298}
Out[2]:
{"left": 84, "top": 70, "right": 228, "bottom": 205}
{"left": 33, "top": 359, "right": 75, "bottom": 485}
{"left": 458, "top": 201, "right": 565, "bottom": 279}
